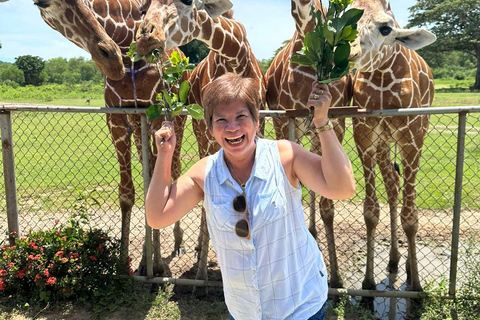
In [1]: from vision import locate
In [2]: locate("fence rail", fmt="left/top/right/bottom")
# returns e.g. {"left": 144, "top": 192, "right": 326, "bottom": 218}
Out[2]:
{"left": 1, "top": 104, "right": 480, "bottom": 311}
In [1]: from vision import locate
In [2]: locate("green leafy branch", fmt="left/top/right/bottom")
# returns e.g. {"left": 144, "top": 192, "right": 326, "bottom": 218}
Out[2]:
{"left": 290, "top": 0, "right": 363, "bottom": 83}
{"left": 127, "top": 43, "right": 204, "bottom": 122}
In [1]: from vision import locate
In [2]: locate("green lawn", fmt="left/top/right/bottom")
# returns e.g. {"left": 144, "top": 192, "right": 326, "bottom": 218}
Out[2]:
{"left": 1, "top": 86, "right": 479, "bottom": 214}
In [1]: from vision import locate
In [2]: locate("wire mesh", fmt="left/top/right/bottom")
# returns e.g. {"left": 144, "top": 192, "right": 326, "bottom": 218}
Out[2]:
{"left": 1, "top": 108, "right": 479, "bottom": 317}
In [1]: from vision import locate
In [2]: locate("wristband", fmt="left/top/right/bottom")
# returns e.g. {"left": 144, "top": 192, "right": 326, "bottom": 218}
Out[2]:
{"left": 315, "top": 120, "right": 333, "bottom": 133}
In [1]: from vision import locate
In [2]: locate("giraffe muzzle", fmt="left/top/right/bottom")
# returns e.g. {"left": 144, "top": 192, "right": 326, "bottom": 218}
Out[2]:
{"left": 135, "top": 21, "right": 166, "bottom": 56}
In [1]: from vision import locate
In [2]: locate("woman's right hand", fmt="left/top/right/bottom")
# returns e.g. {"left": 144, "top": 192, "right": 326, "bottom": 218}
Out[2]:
{"left": 155, "top": 121, "right": 176, "bottom": 154}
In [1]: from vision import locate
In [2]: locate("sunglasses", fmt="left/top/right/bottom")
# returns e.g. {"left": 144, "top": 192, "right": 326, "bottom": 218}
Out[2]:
{"left": 233, "top": 193, "right": 251, "bottom": 239}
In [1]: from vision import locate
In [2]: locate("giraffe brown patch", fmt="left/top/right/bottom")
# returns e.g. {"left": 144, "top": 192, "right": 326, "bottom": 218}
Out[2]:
{"left": 181, "top": 17, "right": 189, "bottom": 33}
{"left": 66, "top": 28, "right": 73, "bottom": 39}
{"left": 171, "top": 30, "right": 183, "bottom": 45}
{"left": 65, "top": 8, "right": 74, "bottom": 23}
{"left": 202, "top": 20, "right": 212, "bottom": 41}
{"left": 105, "top": 21, "right": 116, "bottom": 38}
{"left": 126, "top": 18, "right": 135, "bottom": 29}
{"left": 109, "top": 0, "right": 124, "bottom": 23}
{"left": 211, "top": 28, "right": 224, "bottom": 50}
{"left": 92, "top": 0, "right": 108, "bottom": 19}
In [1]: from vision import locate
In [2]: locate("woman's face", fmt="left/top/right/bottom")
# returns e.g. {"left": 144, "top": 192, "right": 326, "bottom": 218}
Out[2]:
{"left": 210, "top": 99, "right": 259, "bottom": 160}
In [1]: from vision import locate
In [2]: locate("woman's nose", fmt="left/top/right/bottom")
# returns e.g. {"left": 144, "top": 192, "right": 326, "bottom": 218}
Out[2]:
{"left": 225, "top": 121, "right": 240, "bottom": 131}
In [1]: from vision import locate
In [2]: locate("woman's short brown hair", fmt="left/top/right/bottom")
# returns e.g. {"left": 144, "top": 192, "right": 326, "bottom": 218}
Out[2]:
{"left": 202, "top": 73, "right": 260, "bottom": 130}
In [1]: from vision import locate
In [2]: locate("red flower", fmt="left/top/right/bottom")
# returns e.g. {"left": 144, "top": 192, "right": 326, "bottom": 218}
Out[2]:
{"left": 16, "top": 269, "right": 26, "bottom": 279}
{"left": 78, "top": 243, "right": 83, "bottom": 247}
{"left": 55, "top": 251, "right": 64, "bottom": 257}
{"left": 126, "top": 257, "right": 131, "bottom": 266}
{"left": 88, "top": 256, "right": 97, "bottom": 261}
{"left": 0, "top": 269, "right": 7, "bottom": 277}
{"left": 128, "top": 268, "right": 134, "bottom": 276}
{"left": 61, "top": 258, "right": 68, "bottom": 263}
{"left": 46, "top": 277, "right": 57, "bottom": 285}
{"left": 70, "top": 253, "right": 79, "bottom": 259}
{"left": 6, "top": 262, "right": 14, "bottom": 269}
{"left": 1, "top": 244, "right": 7, "bottom": 250}
{"left": 29, "top": 242, "right": 38, "bottom": 250}
{"left": 97, "top": 244, "right": 104, "bottom": 251}
{"left": 43, "top": 269, "right": 50, "bottom": 277}
{"left": 0, "top": 279, "right": 6, "bottom": 291}
{"left": 54, "top": 219, "right": 60, "bottom": 225}
{"left": 34, "top": 274, "right": 41, "bottom": 282}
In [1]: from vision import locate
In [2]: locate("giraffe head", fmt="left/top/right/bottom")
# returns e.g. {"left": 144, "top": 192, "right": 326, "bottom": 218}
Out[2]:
{"left": 135, "top": 0, "right": 233, "bottom": 56}
{"left": 348, "top": 0, "right": 436, "bottom": 72}
{"left": 30, "top": 0, "right": 125, "bottom": 80}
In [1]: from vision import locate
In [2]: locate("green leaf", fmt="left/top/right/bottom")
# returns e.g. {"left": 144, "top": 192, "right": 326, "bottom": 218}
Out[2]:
{"left": 127, "top": 41, "right": 137, "bottom": 58}
{"left": 169, "top": 51, "right": 181, "bottom": 64}
{"left": 162, "top": 89, "right": 172, "bottom": 107}
{"left": 342, "top": 25, "right": 353, "bottom": 39}
{"left": 290, "top": 54, "right": 315, "bottom": 67}
{"left": 164, "top": 66, "right": 181, "bottom": 75}
{"left": 344, "top": 29, "right": 359, "bottom": 41}
{"left": 179, "top": 81, "right": 190, "bottom": 103}
{"left": 133, "top": 54, "right": 143, "bottom": 63}
{"left": 334, "top": 43, "right": 351, "bottom": 67}
{"left": 146, "top": 105, "right": 163, "bottom": 121}
{"left": 186, "top": 104, "right": 204, "bottom": 120}
{"left": 171, "top": 102, "right": 185, "bottom": 117}
{"left": 304, "top": 31, "right": 322, "bottom": 60}
{"left": 323, "top": 21, "right": 335, "bottom": 46}
{"left": 343, "top": 8, "right": 364, "bottom": 26}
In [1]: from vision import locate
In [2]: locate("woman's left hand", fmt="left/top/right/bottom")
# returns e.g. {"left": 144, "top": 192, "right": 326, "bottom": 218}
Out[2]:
{"left": 307, "top": 82, "right": 332, "bottom": 128}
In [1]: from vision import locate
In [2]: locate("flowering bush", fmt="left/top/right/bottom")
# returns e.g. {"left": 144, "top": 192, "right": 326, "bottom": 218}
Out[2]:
{"left": 0, "top": 213, "right": 131, "bottom": 303}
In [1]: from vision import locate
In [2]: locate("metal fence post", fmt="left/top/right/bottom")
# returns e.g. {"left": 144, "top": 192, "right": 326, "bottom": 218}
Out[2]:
{"left": 288, "top": 117, "right": 296, "bottom": 142}
{"left": 0, "top": 110, "right": 20, "bottom": 245}
{"left": 449, "top": 111, "right": 467, "bottom": 297}
{"left": 140, "top": 114, "right": 154, "bottom": 278}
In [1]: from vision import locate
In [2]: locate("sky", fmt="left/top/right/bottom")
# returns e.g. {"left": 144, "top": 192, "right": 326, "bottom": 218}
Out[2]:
{"left": 0, "top": 0, "right": 417, "bottom": 64}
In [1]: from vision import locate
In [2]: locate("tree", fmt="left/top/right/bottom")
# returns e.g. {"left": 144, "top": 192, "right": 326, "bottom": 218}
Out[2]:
{"left": 0, "top": 63, "right": 25, "bottom": 85}
{"left": 14, "top": 55, "right": 45, "bottom": 86}
{"left": 408, "top": 0, "right": 480, "bottom": 90}
{"left": 44, "top": 57, "right": 68, "bottom": 84}
{"left": 179, "top": 40, "right": 210, "bottom": 64}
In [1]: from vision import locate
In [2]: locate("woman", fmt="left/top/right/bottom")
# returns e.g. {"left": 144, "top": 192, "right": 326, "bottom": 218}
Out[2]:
{"left": 146, "top": 73, "right": 355, "bottom": 320}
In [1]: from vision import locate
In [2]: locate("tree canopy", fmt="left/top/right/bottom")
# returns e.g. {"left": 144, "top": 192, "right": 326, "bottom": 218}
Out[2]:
{"left": 407, "top": 0, "right": 480, "bottom": 89}
{"left": 14, "top": 55, "right": 46, "bottom": 86}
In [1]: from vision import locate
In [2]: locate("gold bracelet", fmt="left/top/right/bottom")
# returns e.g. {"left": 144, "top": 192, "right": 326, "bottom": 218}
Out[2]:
{"left": 315, "top": 120, "right": 333, "bottom": 133}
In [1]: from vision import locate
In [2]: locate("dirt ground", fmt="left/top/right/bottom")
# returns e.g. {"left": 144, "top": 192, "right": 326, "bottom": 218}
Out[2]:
{"left": 2, "top": 198, "right": 479, "bottom": 320}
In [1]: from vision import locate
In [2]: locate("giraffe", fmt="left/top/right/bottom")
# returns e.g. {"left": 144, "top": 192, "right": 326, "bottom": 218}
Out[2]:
{"left": 135, "top": 0, "right": 266, "bottom": 292}
{"left": 264, "top": 0, "right": 352, "bottom": 290}
{"left": 348, "top": 0, "right": 436, "bottom": 301}
{"left": 27, "top": 0, "right": 190, "bottom": 276}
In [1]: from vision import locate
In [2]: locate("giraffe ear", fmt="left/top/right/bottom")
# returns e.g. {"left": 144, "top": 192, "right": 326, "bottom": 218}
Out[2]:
{"left": 199, "top": 0, "right": 233, "bottom": 19}
{"left": 394, "top": 28, "right": 436, "bottom": 50}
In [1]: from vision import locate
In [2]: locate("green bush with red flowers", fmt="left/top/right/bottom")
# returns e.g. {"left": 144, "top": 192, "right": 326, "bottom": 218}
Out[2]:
{"left": 0, "top": 212, "right": 130, "bottom": 303}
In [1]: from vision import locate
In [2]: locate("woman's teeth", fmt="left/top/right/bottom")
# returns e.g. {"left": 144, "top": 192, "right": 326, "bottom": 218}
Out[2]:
{"left": 226, "top": 135, "right": 244, "bottom": 145}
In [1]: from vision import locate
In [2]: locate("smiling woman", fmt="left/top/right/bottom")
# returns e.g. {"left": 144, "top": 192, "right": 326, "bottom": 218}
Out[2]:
{"left": 145, "top": 72, "right": 355, "bottom": 320}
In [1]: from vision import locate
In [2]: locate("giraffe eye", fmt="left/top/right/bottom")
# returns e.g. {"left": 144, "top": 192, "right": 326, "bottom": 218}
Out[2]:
{"left": 34, "top": 0, "right": 50, "bottom": 8}
{"left": 180, "top": 0, "right": 193, "bottom": 5}
{"left": 379, "top": 26, "right": 392, "bottom": 36}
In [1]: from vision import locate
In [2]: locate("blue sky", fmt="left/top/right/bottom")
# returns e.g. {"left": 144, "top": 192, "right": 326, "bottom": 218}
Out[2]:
{"left": 0, "top": 0, "right": 417, "bottom": 63}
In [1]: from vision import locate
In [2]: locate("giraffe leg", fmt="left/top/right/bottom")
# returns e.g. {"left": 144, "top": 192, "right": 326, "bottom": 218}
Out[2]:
{"left": 400, "top": 143, "right": 423, "bottom": 293}
{"left": 354, "top": 119, "right": 380, "bottom": 311}
{"left": 107, "top": 114, "right": 135, "bottom": 269}
{"left": 193, "top": 207, "right": 210, "bottom": 297}
{"left": 169, "top": 115, "right": 187, "bottom": 256}
{"left": 376, "top": 143, "right": 401, "bottom": 274}
{"left": 308, "top": 190, "right": 318, "bottom": 239}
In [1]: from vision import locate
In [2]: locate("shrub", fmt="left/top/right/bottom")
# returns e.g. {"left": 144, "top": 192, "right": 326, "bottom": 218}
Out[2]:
{"left": 0, "top": 212, "right": 132, "bottom": 304}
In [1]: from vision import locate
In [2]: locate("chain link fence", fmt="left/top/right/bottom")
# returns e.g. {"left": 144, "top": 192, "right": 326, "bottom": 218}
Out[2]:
{"left": 1, "top": 105, "right": 479, "bottom": 317}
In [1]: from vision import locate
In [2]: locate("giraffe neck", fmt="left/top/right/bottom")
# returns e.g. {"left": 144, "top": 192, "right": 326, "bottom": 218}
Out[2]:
{"left": 189, "top": 13, "right": 252, "bottom": 72}
{"left": 86, "top": 0, "right": 142, "bottom": 53}
{"left": 357, "top": 42, "right": 398, "bottom": 73}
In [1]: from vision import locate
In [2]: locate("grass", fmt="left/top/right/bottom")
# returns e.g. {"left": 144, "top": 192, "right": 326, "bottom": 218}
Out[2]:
{"left": 1, "top": 83, "right": 479, "bottom": 214}
{"left": 1, "top": 80, "right": 480, "bottom": 320}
